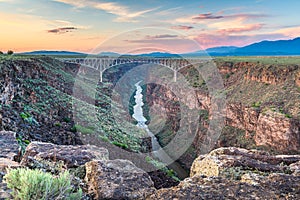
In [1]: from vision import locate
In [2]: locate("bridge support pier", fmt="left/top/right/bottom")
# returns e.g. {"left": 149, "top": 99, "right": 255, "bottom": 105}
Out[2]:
{"left": 100, "top": 71, "right": 103, "bottom": 82}
{"left": 174, "top": 70, "right": 177, "bottom": 82}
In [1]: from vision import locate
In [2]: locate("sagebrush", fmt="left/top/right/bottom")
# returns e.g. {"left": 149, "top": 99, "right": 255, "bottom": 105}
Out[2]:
{"left": 4, "top": 168, "right": 82, "bottom": 200}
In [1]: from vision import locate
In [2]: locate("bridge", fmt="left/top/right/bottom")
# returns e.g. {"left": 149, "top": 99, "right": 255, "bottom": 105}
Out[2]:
{"left": 59, "top": 57, "right": 206, "bottom": 82}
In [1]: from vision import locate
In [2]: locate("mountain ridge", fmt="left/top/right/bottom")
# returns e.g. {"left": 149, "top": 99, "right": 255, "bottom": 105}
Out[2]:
{"left": 19, "top": 37, "right": 300, "bottom": 57}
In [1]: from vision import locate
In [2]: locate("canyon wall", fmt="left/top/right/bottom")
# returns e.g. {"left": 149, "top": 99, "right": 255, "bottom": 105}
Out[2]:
{"left": 146, "top": 61, "right": 300, "bottom": 168}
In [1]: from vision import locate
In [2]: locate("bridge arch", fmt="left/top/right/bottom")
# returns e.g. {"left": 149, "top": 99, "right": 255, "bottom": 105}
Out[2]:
{"left": 60, "top": 58, "right": 206, "bottom": 82}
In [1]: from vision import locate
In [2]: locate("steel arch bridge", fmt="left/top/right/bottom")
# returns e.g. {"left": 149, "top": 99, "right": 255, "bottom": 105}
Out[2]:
{"left": 59, "top": 57, "right": 206, "bottom": 82}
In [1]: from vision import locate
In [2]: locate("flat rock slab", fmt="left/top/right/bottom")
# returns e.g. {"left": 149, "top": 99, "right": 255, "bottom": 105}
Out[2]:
{"left": 190, "top": 147, "right": 300, "bottom": 178}
{"left": 85, "top": 159, "right": 155, "bottom": 200}
{"left": 0, "top": 131, "right": 19, "bottom": 161}
{"left": 21, "top": 142, "right": 109, "bottom": 168}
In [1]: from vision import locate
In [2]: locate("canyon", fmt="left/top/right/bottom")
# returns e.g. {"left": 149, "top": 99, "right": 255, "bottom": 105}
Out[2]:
{"left": 0, "top": 56, "right": 299, "bottom": 199}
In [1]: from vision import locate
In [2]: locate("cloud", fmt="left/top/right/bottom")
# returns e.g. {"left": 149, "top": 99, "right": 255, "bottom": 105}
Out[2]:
{"left": 47, "top": 27, "right": 78, "bottom": 34}
{"left": 276, "top": 26, "right": 300, "bottom": 38}
{"left": 123, "top": 37, "right": 199, "bottom": 53}
{"left": 171, "top": 25, "right": 194, "bottom": 30}
{"left": 226, "top": 13, "right": 268, "bottom": 19}
{"left": 175, "top": 12, "right": 267, "bottom": 24}
{"left": 218, "top": 24, "right": 263, "bottom": 34}
{"left": 146, "top": 34, "right": 179, "bottom": 39}
{"left": 156, "top": 7, "right": 182, "bottom": 16}
{"left": 193, "top": 33, "right": 286, "bottom": 49}
{"left": 193, "top": 13, "right": 224, "bottom": 20}
{"left": 53, "top": 0, "right": 158, "bottom": 22}
{"left": 125, "top": 34, "right": 180, "bottom": 44}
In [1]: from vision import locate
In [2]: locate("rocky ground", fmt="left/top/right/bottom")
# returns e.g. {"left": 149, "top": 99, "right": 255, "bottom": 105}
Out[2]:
{"left": 0, "top": 131, "right": 299, "bottom": 199}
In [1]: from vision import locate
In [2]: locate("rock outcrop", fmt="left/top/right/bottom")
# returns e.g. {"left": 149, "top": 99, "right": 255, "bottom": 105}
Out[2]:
{"left": 226, "top": 106, "right": 300, "bottom": 152}
{"left": 148, "top": 147, "right": 300, "bottom": 199}
{"left": 190, "top": 147, "right": 300, "bottom": 178}
{"left": 0, "top": 58, "right": 82, "bottom": 145}
{"left": 296, "top": 71, "right": 300, "bottom": 86}
{"left": 0, "top": 131, "right": 19, "bottom": 161}
{"left": 21, "top": 142, "right": 109, "bottom": 168}
{"left": 85, "top": 159, "right": 155, "bottom": 200}
{"left": 244, "top": 64, "right": 299, "bottom": 85}
{"left": 0, "top": 131, "right": 21, "bottom": 200}
{"left": 255, "top": 110, "right": 299, "bottom": 151}
{"left": 147, "top": 173, "right": 300, "bottom": 199}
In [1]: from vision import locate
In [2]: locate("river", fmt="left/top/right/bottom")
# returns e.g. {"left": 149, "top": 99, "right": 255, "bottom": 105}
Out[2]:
{"left": 132, "top": 81, "right": 188, "bottom": 179}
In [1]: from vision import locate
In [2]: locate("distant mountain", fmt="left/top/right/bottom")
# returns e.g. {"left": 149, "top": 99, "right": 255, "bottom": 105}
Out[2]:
{"left": 206, "top": 46, "right": 238, "bottom": 54}
{"left": 20, "top": 51, "right": 87, "bottom": 56}
{"left": 236, "top": 37, "right": 300, "bottom": 55}
{"left": 98, "top": 52, "right": 120, "bottom": 57}
{"left": 184, "top": 37, "right": 300, "bottom": 56}
{"left": 19, "top": 37, "right": 300, "bottom": 57}
{"left": 184, "top": 46, "right": 238, "bottom": 56}
{"left": 137, "top": 52, "right": 180, "bottom": 58}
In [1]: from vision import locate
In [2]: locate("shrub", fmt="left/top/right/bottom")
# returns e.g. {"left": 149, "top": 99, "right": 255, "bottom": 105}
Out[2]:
{"left": 4, "top": 168, "right": 82, "bottom": 200}
{"left": 54, "top": 122, "right": 62, "bottom": 127}
{"left": 63, "top": 117, "right": 71, "bottom": 123}
{"left": 285, "top": 113, "right": 292, "bottom": 118}
{"left": 251, "top": 101, "right": 261, "bottom": 108}
{"left": 72, "top": 125, "right": 94, "bottom": 134}
{"left": 111, "top": 141, "right": 128, "bottom": 149}
{"left": 7, "top": 50, "right": 14, "bottom": 55}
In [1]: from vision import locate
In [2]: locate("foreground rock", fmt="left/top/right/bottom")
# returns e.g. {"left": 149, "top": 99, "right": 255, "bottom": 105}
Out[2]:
{"left": 160, "top": 147, "right": 300, "bottom": 199}
{"left": 0, "top": 131, "right": 19, "bottom": 161}
{"left": 147, "top": 174, "right": 300, "bottom": 199}
{"left": 21, "top": 142, "right": 109, "bottom": 168}
{"left": 190, "top": 147, "right": 300, "bottom": 178}
{"left": 85, "top": 159, "right": 155, "bottom": 200}
{"left": 0, "top": 158, "right": 20, "bottom": 200}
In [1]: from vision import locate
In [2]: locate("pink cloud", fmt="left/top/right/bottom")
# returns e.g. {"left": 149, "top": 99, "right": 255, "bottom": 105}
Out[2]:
{"left": 218, "top": 24, "right": 263, "bottom": 34}
{"left": 171, "top": 25, "right": 194, "bottom": 30}
{"left": 145, "top": 34, "right": 179, "bottom": 39}
{"left": 193, "top": 13, "right": 224, "bottom": 20}
{"left": 193, "top": 33, "right": 286, "bottom": 49}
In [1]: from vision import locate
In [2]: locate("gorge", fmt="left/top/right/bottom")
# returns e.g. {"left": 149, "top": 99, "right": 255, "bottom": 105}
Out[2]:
{"left": 0, "top": 56, "right": 299, "bottom": 199}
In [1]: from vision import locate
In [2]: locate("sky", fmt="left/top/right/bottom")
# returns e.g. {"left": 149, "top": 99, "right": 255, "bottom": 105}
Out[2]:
{"left": 1, "top": 0, "right": 300, "bottom": 53}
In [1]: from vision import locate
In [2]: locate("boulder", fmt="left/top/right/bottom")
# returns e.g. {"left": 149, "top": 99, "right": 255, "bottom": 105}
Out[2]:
{"left": 147, "top": 174, "right": 300, "bottom": 199}
{"left": 190, "top": 147, "right": 300, "bottom": 178}
{"left": 85, "top": 159, "right": 155, "bottom": 200}
{"left": 289, "top": 161, "right": 300, "bottom": 176}
{"left": 0, "top": 131, "right": 19, "bottom": 161}
{"left": 0, "top": 158, "right": 20, "bottom": 173}
{"left": 21, "top": 142, "right": 108, "bottom": 168}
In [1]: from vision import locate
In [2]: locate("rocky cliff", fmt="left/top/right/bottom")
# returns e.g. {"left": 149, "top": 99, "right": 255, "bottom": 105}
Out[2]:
{"left": 145, "top": 59, "right": 300, "bottom": 170}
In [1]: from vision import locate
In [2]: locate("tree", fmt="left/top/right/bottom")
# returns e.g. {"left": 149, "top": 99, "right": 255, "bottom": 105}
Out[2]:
{"left": 7, "top": 50, "right": 14, "bottom": 55}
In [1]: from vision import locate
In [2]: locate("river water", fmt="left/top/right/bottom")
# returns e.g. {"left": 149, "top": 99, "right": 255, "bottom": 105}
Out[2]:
{"left": 132, "top": 81, "right": 188, "bottom": 179}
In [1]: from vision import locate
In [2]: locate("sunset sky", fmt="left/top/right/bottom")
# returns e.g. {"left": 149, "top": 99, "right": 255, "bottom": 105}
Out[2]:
{"left": 1, "top": 0, "right": 300, "bottom": 53}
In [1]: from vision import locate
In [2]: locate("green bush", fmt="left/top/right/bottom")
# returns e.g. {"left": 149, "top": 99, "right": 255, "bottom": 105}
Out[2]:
{"left": 111, "top": 141, "right": 128, "bottom": 149}
{"left": 71, "top": 125, "right": 94, "bottom": 134}
{"left": 4, "top": 168, "right": 82, "bottom": 200}
{"left": 251, "top": 101, "right": 261, "bottom": 108}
